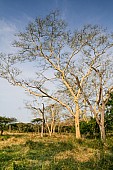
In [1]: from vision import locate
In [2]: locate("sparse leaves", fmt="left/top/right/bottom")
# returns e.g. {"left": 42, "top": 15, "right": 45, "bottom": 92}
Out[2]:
{"left": 0, "top": 11, "right": 113, "bottom": 140}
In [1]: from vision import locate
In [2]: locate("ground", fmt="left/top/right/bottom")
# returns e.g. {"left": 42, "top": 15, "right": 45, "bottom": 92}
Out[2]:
{"left": 0, "top": 132, "right": 113, "bottom": 169}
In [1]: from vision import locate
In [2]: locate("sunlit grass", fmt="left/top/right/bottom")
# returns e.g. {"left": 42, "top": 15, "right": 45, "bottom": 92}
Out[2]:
{"left": 0, "top": 133, "right": 113, "bottom": 169}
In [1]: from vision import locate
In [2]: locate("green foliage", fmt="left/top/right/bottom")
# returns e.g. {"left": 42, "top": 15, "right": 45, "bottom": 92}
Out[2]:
{"left": 0, "top": 116, "right": 17, "bottom": 135}
{"left": 80, "top": 118, "right": 99, "bottom": 138}
{"left": 0, "top": 116, "right": 17, "bottom": 124}
{"left": 31, "top": 118, "right": 42, "bottom": 124}
{"left": 105, "top": 93, "right": 113, "bottom": 132}
{"left": 59, "top": 125, "right": 75, "bottom": 133}
{"left": 9, "top": 122, "right": 35, "bottom": 133}
{"left": 79, "top": 93, "right": 113, "bottom": 138}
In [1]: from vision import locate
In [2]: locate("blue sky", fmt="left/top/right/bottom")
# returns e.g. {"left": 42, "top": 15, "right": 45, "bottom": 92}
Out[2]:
{"left": 0, "top": 0, "right": 113, "bottom": 122}
{"left": 0, "top": 0, "right": 113, "bottom": 29}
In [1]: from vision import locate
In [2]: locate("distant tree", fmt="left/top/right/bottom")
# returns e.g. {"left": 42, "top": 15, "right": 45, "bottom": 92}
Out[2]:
{"left": 31, "top": 118, "right": 42, "bottom": 124}
{"left": 31, "top": 118, "right": 42, "bottom": 133}
{"left": 26, "top": 101, "right": 45, "bottom": 137}
{"left": 45, "top": 103, "right": 61, "bottom": 136}
{"left": 0, "top": 116, "right": 17, "bottom": 135}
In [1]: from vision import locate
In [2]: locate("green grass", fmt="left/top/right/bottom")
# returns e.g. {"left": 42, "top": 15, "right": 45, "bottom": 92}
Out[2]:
{"left": 0, "top": 133, "right": 113, "bottom": 169}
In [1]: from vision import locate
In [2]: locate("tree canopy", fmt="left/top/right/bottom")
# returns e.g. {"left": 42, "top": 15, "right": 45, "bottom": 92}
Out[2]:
{"left": 0, "top": 10, "right": 113, "bottom": 140}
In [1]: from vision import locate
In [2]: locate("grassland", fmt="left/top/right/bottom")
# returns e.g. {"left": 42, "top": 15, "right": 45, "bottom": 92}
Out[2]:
{"left": 0, "top": 133, "right": 113, "bottom": 170}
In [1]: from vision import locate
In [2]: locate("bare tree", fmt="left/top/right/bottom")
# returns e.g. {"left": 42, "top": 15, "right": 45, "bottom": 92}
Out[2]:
{"left": 0, "top": 11, "right": 113, "bottom": 141}
{"left": 26, "top": 100, "right": 45, "bottom": 137}
{"left": 0, "top": 11, "right": 82, "bottom": 138}
{"left": 74, "top": 26, "right": 113, "bottom": 141}
{"left": 45, "top": 103, "right": 61, "bottom": 136}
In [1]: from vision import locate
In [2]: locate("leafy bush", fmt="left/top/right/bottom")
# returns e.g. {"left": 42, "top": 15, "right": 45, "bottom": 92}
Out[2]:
{"left": 80, "top": 118, "right": 100, "bottom": 138}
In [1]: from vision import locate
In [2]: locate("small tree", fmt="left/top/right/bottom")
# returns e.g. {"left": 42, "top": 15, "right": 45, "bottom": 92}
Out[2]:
{"left": 31, "top": 118, "right": 42, "bottom": 133}
{"left": 26, "top": 101, "right": 45, "bottom": 137}
{"left": 0, "top": 116, "right": 17, "bottom": 135}
{"left": 45, "top": 103, "right": 61, "bottom": 136}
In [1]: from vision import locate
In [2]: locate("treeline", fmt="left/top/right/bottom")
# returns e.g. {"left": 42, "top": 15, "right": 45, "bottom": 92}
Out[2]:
{"left": 0, "top": 92, "right": 113, "bottom": 137}
{"left": 1, "top": 115, "right": 113, "bottom": 139}
{"left": 0, "top": 92, "right": 113, "bottom": 138}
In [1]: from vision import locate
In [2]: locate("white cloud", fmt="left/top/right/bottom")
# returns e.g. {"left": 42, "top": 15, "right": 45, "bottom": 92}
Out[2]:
{"left": 0, "top": 78, "right": 34, "bottom": 122}
{"left": 0, "top": 19, "right": 17, "bottom": 53}
{"left": 0, "top": 19, "right": 35, "bottom": 122}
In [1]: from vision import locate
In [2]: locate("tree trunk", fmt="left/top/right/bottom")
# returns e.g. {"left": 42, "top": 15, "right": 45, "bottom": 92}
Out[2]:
{"left": 53, "top": 124, "right": 55, "bottom": 134}
{"left": 46, "top": 123, "right": 52, "bottom": 137}
{"left": 1, "top": 129, "right": 3, "bottom": 136}
{"left": 99, "top": 125, "right": 105, "bottom": 141}
{"left": 41, "top": 118, "right": 45, "bottom": 137}
{"left": 41, "top": 123, "right": 44, "bottom": 137}
{"left": 99, "top": 104, "right": 106, "bottom": 141}
{"left": 75, "top": 103, "right": 81, "bottom": 139}
{"left": 41, "top": 103, "right": 45, "bottom": 137}
{"left": 9, "top": 124, "right": 12, "bottom": 132}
